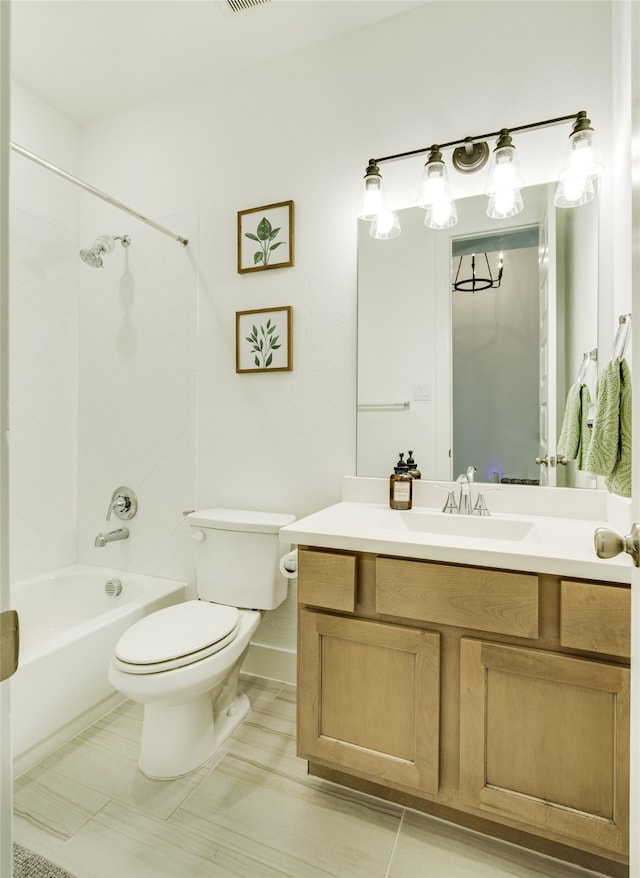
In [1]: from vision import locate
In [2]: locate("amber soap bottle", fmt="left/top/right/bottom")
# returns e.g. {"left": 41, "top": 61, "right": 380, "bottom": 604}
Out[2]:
{"left": 390, "top": 453, "right": 413, "bottom": 510}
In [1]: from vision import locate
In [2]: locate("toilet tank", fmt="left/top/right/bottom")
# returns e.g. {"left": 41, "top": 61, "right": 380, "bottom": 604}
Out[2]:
{"left": 187, "top": 509, "right": 296, "bottom": 610}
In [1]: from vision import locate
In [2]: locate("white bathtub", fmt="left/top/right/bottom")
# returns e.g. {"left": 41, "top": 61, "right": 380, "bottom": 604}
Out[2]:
{"left": 10, "top": 564, "right": 186, "bottom": 774}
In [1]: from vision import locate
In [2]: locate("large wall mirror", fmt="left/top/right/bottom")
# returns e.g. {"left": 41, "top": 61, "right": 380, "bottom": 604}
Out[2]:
{"left": 357, "top": 182, "right": 599, "bottom": 488}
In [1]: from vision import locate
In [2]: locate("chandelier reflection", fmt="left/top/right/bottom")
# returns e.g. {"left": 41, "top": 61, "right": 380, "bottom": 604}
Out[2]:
{"left": 452, "top": 251, "right": 504, "bottom": 293}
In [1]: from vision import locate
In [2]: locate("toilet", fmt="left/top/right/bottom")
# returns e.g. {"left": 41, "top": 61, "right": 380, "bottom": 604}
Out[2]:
{"left": 108, "top": 508, "right": 295, "bottom": 779}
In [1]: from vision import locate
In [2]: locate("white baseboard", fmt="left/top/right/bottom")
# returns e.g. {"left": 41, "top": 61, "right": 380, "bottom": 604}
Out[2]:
{"left": 242, "top": 642, "right": 296, "bottom": 686}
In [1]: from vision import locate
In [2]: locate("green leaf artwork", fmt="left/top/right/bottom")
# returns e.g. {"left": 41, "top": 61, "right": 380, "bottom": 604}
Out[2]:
{"left": 245, "top": 318, "right": 282, "bottom": 368}
{"left": 245, "top": 216, "right": 286, "bottom": 266}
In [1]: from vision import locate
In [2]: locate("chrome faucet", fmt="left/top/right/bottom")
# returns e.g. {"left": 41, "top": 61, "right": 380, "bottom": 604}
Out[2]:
{"left": 456, "top": 466, "right": 477, "bottom": 515}
{"left": 106, "top": 486, "right": 137, "bottom": 521}
{"left": 456, "top": 474, "right": 472, "bottom": 515}
{"left": 95, "top": 527, "right": 129, "bottom": 547}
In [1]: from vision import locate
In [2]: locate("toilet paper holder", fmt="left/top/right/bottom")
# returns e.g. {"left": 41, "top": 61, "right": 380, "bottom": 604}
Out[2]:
{"left": 279, "top": 549, "right": 298, "bottom": 579}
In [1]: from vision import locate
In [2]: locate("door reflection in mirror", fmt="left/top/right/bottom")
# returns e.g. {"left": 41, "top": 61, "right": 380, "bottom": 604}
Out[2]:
{"left": 452, "top": 235, "right": 540, "bottom": 485}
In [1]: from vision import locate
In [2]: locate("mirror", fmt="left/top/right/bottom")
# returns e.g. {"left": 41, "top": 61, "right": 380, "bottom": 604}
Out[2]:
{"left": 357, "top": 183, "right": 599, "bottom": 487}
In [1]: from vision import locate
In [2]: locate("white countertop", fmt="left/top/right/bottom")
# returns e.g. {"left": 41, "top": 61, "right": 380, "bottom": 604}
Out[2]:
{"left": 281, "top": 487, "right": 632, "bottom": 585}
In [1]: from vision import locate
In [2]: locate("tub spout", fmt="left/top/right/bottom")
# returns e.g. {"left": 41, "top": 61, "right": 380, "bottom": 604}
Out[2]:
{"left": 95, "top": 527, "right": 129, "bottom": 547}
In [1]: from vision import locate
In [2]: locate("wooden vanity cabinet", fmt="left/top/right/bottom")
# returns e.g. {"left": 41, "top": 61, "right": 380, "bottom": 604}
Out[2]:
{"left": 460, "top": 639, "right": 629, "bottom": 858}
{"left": 297, "top": 610, "right": 440, "bottom": 794}
{"left": 296, "top": 547, "right": 630, "bottom": 875}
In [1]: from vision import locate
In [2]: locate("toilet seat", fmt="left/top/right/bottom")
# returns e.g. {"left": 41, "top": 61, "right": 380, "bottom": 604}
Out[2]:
{"left": 113, "top": 600, "right": 241, "bottom": 675}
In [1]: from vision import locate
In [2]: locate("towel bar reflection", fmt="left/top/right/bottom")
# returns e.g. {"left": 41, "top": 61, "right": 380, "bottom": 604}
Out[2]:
{"left": 358, "top": 401, "right": 411, "bottom": 411}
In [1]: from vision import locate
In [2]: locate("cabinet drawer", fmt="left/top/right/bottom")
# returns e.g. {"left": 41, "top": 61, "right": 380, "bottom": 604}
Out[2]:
{"left": 298, "top": 548, "right": 357, "bottom": 612}
{"left": 376, "top": 558, "right": 538, "bottom": 638}
{"left": 560, "top": 580, "right": 631, "bottom": 658}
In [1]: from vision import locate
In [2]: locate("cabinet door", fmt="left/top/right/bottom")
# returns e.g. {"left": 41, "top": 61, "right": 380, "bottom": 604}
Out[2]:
{"left": 298, "top": 610, "right": 440, "bottom": 795}
{"left": 460, "top": 639, "right": 629, "bottom": 857}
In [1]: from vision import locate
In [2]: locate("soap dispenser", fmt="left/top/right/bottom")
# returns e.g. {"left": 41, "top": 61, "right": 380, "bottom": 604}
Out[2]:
{"left": 406, "top": 451, "right": 421, "bottom": 479}
{"left": 390, "top": 453, "right": 413, "bottom": 510}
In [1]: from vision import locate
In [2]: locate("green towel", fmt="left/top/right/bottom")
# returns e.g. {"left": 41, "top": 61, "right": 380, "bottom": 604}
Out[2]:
{"left": 585, "top": 358, "right": 632, "bottom": 497}
{"left": 557, "top": 383, "right": 592, "bottom": 470}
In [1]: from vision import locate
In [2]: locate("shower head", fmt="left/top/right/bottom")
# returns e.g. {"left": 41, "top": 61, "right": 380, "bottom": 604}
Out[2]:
{"left": 79, "top": 234, "right": 131, "bottom": 268}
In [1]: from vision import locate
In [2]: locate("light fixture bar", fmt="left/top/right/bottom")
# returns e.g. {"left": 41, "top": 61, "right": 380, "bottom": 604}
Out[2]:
{"left": 371, "top": 112, "right": 585, "bottom": 166}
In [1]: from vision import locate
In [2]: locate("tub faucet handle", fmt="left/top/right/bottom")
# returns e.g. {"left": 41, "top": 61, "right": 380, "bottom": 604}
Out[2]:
{"left": 106, "top": 486, "right": 138, "bottom": 521}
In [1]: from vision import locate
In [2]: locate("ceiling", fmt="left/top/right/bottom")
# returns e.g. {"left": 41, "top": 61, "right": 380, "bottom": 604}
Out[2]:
{"left": 10, "top": 0, "right": 424, "bottom": 124}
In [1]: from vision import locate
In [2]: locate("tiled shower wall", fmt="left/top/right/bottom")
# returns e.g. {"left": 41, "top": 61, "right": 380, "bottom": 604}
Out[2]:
{"left": 9, "top": 203, "right": 78, "bottom": 581}
{"left": 9, "top": 201, "right": 198, "bottom": 586}
{"left": 75, "top": 213, "right": 198, "bottom": 584}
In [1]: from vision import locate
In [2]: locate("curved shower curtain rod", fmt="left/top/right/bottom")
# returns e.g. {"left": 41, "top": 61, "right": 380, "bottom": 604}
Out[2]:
{"left": 10, "top": 142, "right": 189, "bottom": 247}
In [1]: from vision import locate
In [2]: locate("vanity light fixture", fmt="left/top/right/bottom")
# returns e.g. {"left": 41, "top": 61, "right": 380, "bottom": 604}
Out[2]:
{"left": 357, "top": 160, "right": 402, "bottom": 239}
{"left": 357, "top": 160, "right": 388, "bottom": 219}
{"left": 554, "top": 112, "right": 603, "bottom": 207}
{"left": 484, "top": 130, "right": 524, "bottom": 219}
{"left": 359, "top": 111, "right": 601, "bottom": 239}
{"left": 416, "top": 146, "right": 458, "bottom": 229}
{"left": 452, "top": 251, "right": 504, "bottom": 293}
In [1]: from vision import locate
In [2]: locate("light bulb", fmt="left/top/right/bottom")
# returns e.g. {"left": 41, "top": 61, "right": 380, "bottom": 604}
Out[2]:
{"left": 370, "top": 208, "right": 401, "bottom": 239}
{"left": 554, "top": 125, "right": 602, "bottom": 207}
{"left": 417, "top": 146, "right": 458, "bottom": 229}
{"left": 487, "top": 184, "right": 524, "bottom": 219}
{"left": 357, "top": 160, "right": 388, "bottom": 221}
{"left": 424, "top": 197, "right": 458, "bottom": 229}
{"left": 485, "top": 132, "right": 524, "bottom": 219}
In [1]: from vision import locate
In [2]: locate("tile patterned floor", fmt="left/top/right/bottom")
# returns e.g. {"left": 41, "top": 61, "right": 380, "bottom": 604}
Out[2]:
{"left": 14, "top": 678, "right": 611, "bottom": 878}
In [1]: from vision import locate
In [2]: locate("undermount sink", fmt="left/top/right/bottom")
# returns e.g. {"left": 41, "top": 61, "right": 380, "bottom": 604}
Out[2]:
{"left": 394, "top": 509, "right": 541, "bottom": 542}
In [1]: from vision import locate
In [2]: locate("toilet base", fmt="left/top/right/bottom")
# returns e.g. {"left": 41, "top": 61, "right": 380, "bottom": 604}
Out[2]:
{"left": 138, "top": 691, "right": 251, "bottom": 779}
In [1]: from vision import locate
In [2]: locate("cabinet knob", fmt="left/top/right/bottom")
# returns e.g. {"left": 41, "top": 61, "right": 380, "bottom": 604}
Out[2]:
{"left": 594, "top": 524, "right": 640, "bottom": 567}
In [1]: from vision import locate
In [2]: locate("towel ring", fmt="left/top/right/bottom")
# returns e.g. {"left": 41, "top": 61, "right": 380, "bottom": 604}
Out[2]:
{"left": 610, "top": 314, "right": 631, "bottom": 362}
{"left": 577, "top": 348, "right": 597, "bottom": 383}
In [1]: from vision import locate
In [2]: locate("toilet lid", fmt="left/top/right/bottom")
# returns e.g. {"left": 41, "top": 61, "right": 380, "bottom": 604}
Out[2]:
{"left": 115, "top": 600, "right": 240, "bottom": 666}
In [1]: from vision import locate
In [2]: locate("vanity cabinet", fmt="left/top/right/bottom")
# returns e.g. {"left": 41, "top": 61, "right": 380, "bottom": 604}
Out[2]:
{"left": 298, "top": 611, "right": 440, "bottom": 794}
{"left": 459, "top": 639, "right": 629, "bottom": 857}
{"left": 296, "top": 547, "right": 630, "bottom": 875}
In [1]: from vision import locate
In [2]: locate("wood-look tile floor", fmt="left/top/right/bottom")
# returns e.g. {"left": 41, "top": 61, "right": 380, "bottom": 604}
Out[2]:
{"left": 13, "top": 677, "right": 610, "bottom": 878}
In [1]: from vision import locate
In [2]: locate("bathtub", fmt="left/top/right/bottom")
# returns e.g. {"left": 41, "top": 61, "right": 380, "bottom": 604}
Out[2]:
{"left": 10, "top": 564, "right": 186, "bottom": 774}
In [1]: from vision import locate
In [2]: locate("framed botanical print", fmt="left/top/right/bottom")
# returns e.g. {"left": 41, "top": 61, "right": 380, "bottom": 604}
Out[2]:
{"left": 237, "top": 200, "right": 294, "bottom": 273}
{"left": 236, "top": 306, "right": 293, "bottom": 373}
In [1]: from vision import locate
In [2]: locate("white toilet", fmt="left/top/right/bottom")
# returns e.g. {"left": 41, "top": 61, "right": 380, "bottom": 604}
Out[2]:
{"left": 108, "top": 508, "right": 295, "bottom": 779}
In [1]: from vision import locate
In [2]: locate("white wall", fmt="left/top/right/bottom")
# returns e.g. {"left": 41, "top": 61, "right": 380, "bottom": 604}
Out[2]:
{"left": 78, "top": 0, "right": 614, "bottom": 664}
{"left": 9, "top": 83, "right": 81, "bottom": 580}
{"left": 10, "top": 1, "right": 615, "bottom": 668}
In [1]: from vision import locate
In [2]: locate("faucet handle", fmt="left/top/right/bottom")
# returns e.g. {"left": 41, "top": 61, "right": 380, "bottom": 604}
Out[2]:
{"left": 442, "top": 491, "right": 458, "bottom": 514}
{"left": 106, "top": 486, "right": 138, "bottom": 521}
{"left": 107, "top": 495, "right": 127, "bottom": 520}
{"left": 472, "top": 487, "right": 502, "bottom": 517}
{"left": 435, "top": 485, "right": 458, "bottom": 514}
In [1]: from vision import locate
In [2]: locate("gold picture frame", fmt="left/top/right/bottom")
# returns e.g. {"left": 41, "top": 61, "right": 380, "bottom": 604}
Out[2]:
{"left": 237, "top": 200, "right": 294, "bottom": 273}
{"left": 236, "top": 306, "right": 293, "bottom": 373}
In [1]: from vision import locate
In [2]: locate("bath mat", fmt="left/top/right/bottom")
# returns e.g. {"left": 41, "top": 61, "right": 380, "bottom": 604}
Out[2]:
{"left": 12, "top": 843, "right": 76, "bottom": 878}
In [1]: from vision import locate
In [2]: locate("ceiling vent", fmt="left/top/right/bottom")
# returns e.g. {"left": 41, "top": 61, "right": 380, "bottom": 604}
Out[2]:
{"left": 225, "top": 0, "right": 271, "bottom": 13}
